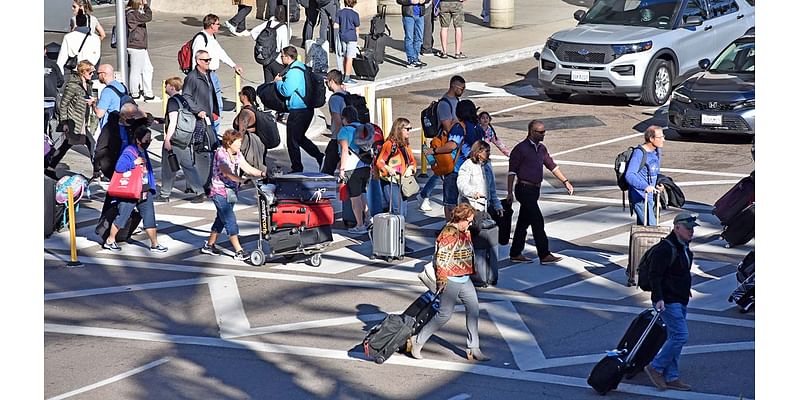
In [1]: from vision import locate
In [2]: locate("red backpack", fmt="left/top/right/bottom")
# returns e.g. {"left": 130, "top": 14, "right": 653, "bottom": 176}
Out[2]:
{"left": 178, "top": 32, "right": 207, "bottom": 74}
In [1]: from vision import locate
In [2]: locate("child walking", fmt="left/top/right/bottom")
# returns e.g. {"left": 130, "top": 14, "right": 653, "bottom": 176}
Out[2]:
{"left": 336, "top": 0, "right": 360, "bottom": 84}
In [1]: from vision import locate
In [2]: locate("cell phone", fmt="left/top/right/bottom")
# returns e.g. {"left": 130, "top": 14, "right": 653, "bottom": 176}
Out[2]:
{"left": 91, "top": 88, "right": 99, "bottom": 98}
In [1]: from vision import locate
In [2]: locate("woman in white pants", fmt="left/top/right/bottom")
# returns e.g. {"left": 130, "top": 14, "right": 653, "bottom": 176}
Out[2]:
{"left": 126, "top": 0, "right": 160, "bottom": 102}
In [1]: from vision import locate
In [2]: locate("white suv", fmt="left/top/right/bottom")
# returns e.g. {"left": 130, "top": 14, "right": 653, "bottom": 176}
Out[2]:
{"left": 535, "top": 0, "right": 755, "bottom": 105}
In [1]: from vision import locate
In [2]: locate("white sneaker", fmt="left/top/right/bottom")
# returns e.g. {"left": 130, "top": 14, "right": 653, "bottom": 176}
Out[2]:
{"left": 224, "top": 20, "right": 237, "bottom": 34}
{"left": 419, "top": 198, "right": 432, "bottom": 211}
{"left": 235, "top": 29, "right": 251, "bottom": 37}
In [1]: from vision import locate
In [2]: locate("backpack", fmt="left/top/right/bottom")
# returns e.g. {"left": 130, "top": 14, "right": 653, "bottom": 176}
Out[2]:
{"left": 233, "top": 105, "right": 281, "bottom": 150}
{"left": 613, "top": 145, "right": 647, "bottom": 210}
{"left": 637, "top": 239, "right": 676, "bottom": 292}
{"left": 350, "top": 123, "right": 377, "bottom": 164}
{"left": 254, "top": 22, "right": 285, "bottom": 66}
{"left": 240, "top": 131, "right": 268, "bottom": 173}
{"left": 430, "top": 122, "right": 464, "bottom": 176}
{"left": 104, "top": 83, "right": 136, "bottom": 108}
{"left": 288, "top": 65, "right": 326, "bottom": 109}
{"left": 333, "top": 92, "right": 370, "bottom": 124}
{"left": 178, "top": 32, "right": 208, "bottom": 75}
{"left": 420, "top": 97, "right": 452, "bottom": 139}
{"left": 370, "top": 5, "right": 391, "bottom": 37}
{"left": 169, "top": 95, "right": 198, "bottom": 150}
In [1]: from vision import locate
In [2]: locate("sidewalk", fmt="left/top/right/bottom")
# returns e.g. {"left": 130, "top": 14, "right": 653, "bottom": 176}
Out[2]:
{"left": 45, "top": 0, "right": 584, "bottom": 178}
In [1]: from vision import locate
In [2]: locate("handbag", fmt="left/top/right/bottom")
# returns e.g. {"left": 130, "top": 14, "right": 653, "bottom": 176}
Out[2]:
{"left": 108, "top": 165, "right": 144, "bottom": 200}
{"left": 64, "top": 31, "right": 91, "bottom": 71}
{"left": 400, "top": 174, "right": 419, "bottom": 198}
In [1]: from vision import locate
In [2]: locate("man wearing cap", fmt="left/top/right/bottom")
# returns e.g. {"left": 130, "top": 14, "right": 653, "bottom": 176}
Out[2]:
{"left": 644, "top": 212, "right": 699, "bottom": 392}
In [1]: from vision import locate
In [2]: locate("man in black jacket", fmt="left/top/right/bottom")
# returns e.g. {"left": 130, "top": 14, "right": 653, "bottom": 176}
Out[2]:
{"left": 181, "top": 49, "right": 219, "bottom": 192}
{"left": 644, "top": 212, "right": 699, "bottom": 392}
{"left": 44, "top": 47, "right": 64, "bottom": 134}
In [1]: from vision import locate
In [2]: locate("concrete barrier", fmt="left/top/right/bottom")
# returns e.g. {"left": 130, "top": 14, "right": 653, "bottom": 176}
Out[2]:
{"left": 490, "top": 0, "right": 515, "bottom": 29}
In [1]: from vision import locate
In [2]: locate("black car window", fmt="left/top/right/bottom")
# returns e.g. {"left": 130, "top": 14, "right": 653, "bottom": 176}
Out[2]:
{"left": 708, "top": 0, "right": 739, "bottom": 18}
{"left": 582, "top": 0, "right": 682, "bottom": 29}
{"left": 710, "top": 40, "right": 755, "bottom": 73}
{"left": 682, "top": 0, "right": 708, "bottom": 22}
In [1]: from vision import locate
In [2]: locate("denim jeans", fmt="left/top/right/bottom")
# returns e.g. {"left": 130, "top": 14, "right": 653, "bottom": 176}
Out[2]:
{"left": 651, "top": 302, "right": 688, "bottom": 382}
{"left": 382, "top": 182, "right": 407, "bottom": 217}
{"left": 402, "top": 15, "right": 424, "bottom": 63}
{"left": 420, "top": 175, "right": 441, "bottom": 200}
{"left": 442, "top": 172, "right": 459, "bottom": 207}
{"left": 211, "top": 194, "right": 240, "bottom": 236}
{"left": 632, "top": 194, "right": 657, "bottom": 226}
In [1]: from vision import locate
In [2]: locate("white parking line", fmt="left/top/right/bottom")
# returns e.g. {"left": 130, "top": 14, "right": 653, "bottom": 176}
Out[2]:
{"left": 47, "top": 357, "right": 169, "bottom": 400}
{"left": 483, "top": 301, "right": 546, "bottom": 370}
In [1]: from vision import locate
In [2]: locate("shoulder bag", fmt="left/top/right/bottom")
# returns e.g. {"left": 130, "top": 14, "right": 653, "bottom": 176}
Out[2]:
{"left": 64, "top": 31, "right": 91, "bottom": 71}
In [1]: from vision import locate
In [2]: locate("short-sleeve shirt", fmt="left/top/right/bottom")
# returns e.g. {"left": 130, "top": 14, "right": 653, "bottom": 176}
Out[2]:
{"left": 165, "top": 94, "right": 199, "bottom": 132}
{"left": 446, "top": 123, "right": 466, "bottom": 171}
{"left": 210, "top": 148, "right": 243, "bottom": 198}
{"left": 336, "top": 8, "right": 360, "bottom": 43}
{"left": 337, "top": 122, "right": 369, "bottom": 171}
{"left": 450, "top": 122, "right": 482, "bottom": 172}
{"left": 97, "top": 80, "right": 126, "bottom": 128}
{"left": 329, "top": 90, "right": 348, "bottom": 136}
{"left": 436, "top": 95, "right": 458, "bottom": 130}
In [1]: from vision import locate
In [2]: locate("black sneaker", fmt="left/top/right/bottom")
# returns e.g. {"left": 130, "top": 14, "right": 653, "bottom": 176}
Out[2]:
{"left": 154, "top": 196, "right": 170, "bottom": 203}
{"left": 150, "top": 244, "right": 168, "bottom": 253}
{"left": 184, "top": 187, "right": 196, "bottom": 194}
{"left": 414, "top": 60, "right": 427, "bottom": 67}
{"left": 406, "top": 62, "right": 421, "bottom": 69}
{"left": 200, "top": 242, "right": 221, "bottom": 256}
{"left": 102, "top": 242, "right": 122, "bottom": 252}
{"left": 234, "top": 250, "right": 250, "bottom": 261}
{"left": 190, "top": 194, "right": 206, "bottom": 204}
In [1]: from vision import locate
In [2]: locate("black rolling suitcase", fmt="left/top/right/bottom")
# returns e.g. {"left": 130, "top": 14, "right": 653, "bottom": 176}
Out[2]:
{"left": 362, "top": 313, "right": 415, "bottom": 364}
{"left": 403, "top": 290, "right": 440, "bottom": 336}
{"left": 615, "top": 308, "right": 667, "bottom": 376}
{"left": 587, "top": 309, "right": 665, "bottom": 395}
{"left": 471, "top": 247, "right": 496, "bottom": 288}
{"left": 729, "top": 250, "right": 755, "bottom": 313}
{"left": 721, "top": 203, "right": 754, "bottom": 247}
{"left": 352, "top": 50, "right": 379, "bottom": 81}
{"left": 364, "top": 34, "right": 388, "bottom": 64}
{"left": 95, "top": 197, "right": 142, "bottom": 243}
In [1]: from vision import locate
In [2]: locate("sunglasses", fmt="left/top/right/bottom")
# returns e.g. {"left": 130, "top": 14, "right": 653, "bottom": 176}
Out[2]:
{"left": 533, "top": 130, "right": 546, "bottom": 134}
{"left": 198, "top": 58, "right": 212, "bottom": 62}
{"left": 403, "top": 126, "right": 413, "bottom": 130}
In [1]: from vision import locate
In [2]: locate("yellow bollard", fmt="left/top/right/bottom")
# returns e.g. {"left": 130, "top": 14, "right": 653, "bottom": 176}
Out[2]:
{"left": 162, "top": 80, "right": 167, "bottom": 116}
{"left": 363, "top": 85, "right": 374, "bottom": 123}
{"left": 419, "top": 129, "right": 428, "bottom": 177}
{"left": 235, "top": 74, "right": 242, "bottom": 113}
{"left": 66, "top": 186, "right": 83, "bottom": 268}
{"left": 378, "top": 98, "right": 392, "bottom": 135}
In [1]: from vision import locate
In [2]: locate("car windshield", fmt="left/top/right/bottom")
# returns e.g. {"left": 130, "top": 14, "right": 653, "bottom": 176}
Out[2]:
{"left": 710, "top": 40, "right": 755, "bottom": 73}
{"left": 581, "top": 0, "right": 682, "bottom": 29}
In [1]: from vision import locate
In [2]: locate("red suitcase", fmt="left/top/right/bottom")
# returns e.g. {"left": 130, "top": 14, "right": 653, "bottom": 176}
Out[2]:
{"left": 271, "top": 200, "right": 334, "bottom": 230}
{"left": 713, "top": 172, "right": 754, "bottom": 226}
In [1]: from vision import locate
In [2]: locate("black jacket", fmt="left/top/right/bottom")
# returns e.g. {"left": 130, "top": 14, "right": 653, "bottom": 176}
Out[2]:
{"left": 396, "top": 0, "right": 430, "bottom": 17}
{"left": 182, "top": 68, "right": 218, "bottom": 117}
{"left": 44, "top": 57, "right": 64, "bottom": 101}
{"left": 649, "top": 231, "right": 693, "bottom": 305}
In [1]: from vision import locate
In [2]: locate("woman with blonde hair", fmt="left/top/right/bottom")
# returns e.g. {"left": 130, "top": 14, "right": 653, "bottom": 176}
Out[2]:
{"left": 375, "top": 117, "right": 417, "bottom": 217}
{"left": 409, "top": 203, "right": 490, "bottom": 361}
{"left": 71, "top": 0, "right": 106, "bottom": 40}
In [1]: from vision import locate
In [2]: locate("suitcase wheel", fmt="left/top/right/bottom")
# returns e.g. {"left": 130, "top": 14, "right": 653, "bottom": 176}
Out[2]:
{"left": 308, "top": 253, "right": 322, "bottom": 268}
{"left": 375, "top": 356, "right": 385, "bottom": 365}
{"left": 250, "top": 249, "right": 265, "bottom": 267}
{"left": 369, "top": 254, "right": 376, "bottom": 260}
{"left": 397, "top": 256, "right": 404, "bottom": 261}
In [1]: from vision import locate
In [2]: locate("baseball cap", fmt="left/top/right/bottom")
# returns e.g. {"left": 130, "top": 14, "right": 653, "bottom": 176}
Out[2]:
{"left": 673, "top": 212, "right": 700, "bottom": 228}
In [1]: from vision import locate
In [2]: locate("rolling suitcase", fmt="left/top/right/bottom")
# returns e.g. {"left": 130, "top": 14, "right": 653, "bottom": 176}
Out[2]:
{"left": 721, "top": 203, "right": 754, "bottom": 247}
{"left": 362, "top": 313, "right": 415, "bottom": 364}
{"left": 364, "top": 34, "right": 388, "bottom": 64}
{"left": 470, "top": 247, "right": 496, "bottom": 288}
{"left": 728, "top": 272, "right": 755, "bottom": 313}
{"left": 272, "top": 172, "right": 338, "bottom": 202}
{"left": 736, "top": 250, "right": 755, "bottom": 284}
{"left": 403, "top": 290, "right": 440, "bottom": 336}
{"left": 627, "top": 195, "right": 671, "bottom": 287}
{"left": 370, "top": 185, "right": 405, "bottom": 261}
{"left": 352, "top": 50, "right": 379, "bottom": 81}
{"left": 713, "top": 172, "right": 754, "bottom": 226}
{"left": 489, "top": 199, "right": 514, "bottom": 246}
{"left": 95, "top": 198, "right": 142, "bottom": 243}
{"left": 587, "top": 309, "right": 664, "bottom": 395}
{"left": 615, "top": 308, "right": 667, "bottom": 377}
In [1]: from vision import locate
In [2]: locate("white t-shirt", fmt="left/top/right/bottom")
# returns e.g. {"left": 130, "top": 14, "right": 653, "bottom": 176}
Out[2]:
{"left": 250, "top": 18, "right": 292, "bottom": 64}
{"left": 191, "top": 31, "right": 236, "bottom": 71}
{"left": 56, "top": 29, "right": 102, "bottom": 73}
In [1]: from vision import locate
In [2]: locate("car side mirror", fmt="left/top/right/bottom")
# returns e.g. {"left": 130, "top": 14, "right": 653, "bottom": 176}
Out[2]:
{"left": 698, "top": 59, "right": 710, "bottom": 70}
{"left": 683, "top": 16, "right": 703, "bottom": 27}
{"left": 574, "top": 10, "right": 586, "bottom": 22}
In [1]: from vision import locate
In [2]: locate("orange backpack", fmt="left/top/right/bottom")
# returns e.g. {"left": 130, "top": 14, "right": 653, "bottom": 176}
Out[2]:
{"left": 430, "top": 122, "right": 464, "bottom": 176}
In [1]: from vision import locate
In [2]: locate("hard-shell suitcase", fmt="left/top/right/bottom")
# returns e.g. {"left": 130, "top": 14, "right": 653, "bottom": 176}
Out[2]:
{"left": 489, "top": 199, "right": 514, "bottom": 246}
{"left": 736, "top": 250, "right": 755, "bottom": 284}
{"left": 627, "top": 196, "right": 671, "bottom": 286}
{"left": 721, "top": 203, "right": 754, "bottom": 247}
{"left": 615, "top": 308, "right": 667, "bottom": 377}
{"left": 271, "top": 199, "right": 334, "bottom": 229}
{"left": 470, "top": 247, "right": 496, "bottom": 288}
{"left": 587, "top": 309, "right": 664, "bottom": 395}
{"left": 272, "top": 172, "right": 338, "bottom": 202}
{"left": 370, "top": 185, "right": 405, "bottom": 260}
{"left": 728, "top": 272, "right": 755, "bottom": 313}
{"left": 713, "top": 172, "right": 754, "bottom": 226}
{"left": 268, "top": 225, "right": 333, "bottom": 254}
{"left": 362, "top": 313, "right": 415, "bottom": 364}
{"left": 403, "top": 290, "right": 440, "bottom": 336}
{"left": 352, "top": 50, "right": 379, "bottom": 81}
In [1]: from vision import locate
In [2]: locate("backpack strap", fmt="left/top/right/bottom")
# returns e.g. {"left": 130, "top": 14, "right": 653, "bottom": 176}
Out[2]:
{"left": 105, "top": 83, "right": 129, "bottom": 98}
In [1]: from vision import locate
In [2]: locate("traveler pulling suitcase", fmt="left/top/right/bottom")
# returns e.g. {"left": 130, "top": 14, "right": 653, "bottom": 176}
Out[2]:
{"left": 627, "top": 194, "right": 671, "bottom": 287}
{"left": 721, "top": 203, "right": 754, "bottom": 247}
{"left": 713, "top": 171, "right": 754, "bottom": 226}
{"left": 370, "top": 184, "right": 405, "bottom": 261}
{"left": 352, "top": 50, "right": 379, "bottom": 81}
{"left": 402, "top": 290, "right": 440, "bottom": 336}
{"left": 362, "top": 313, "right": 415, "bottom": 364}
{"left": 587, "top": 309, "right": 665, "bottom": 395}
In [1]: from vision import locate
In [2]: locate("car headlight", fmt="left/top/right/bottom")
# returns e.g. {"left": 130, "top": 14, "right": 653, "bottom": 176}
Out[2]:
{"left": 546, "top": 38, "right": 562, "bottom": 52}
{"left": 671, "top": 88, "right": 692, "bottom": 103}
{"left": 735, "top": 99, "right": 755, "bottom": 109}
{"left": 611, "top": 41, "right": 653, "bottom": 57}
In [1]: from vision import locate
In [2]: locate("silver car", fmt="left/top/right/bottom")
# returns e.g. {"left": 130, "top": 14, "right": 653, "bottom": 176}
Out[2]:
{"left": 535, "top": 0, "right": 755, "bottom": 105}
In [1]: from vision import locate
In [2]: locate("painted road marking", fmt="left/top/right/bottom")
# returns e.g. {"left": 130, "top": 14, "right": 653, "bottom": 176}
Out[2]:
{"left": 483, "top": 301, "right": 546, "bottom": 370}
{"left": 47, "top": 357, "right": 169, "bottom": 400}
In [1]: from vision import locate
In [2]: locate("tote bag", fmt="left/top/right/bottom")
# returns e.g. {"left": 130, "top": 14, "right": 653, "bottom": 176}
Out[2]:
{"left": 107, "top": 165, "right": 144, "bottom": 200}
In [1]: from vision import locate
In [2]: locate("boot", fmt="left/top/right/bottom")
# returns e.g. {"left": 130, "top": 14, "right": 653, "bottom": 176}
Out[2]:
{"left": 409, "top": 335, "right": 424, "bottom": 359}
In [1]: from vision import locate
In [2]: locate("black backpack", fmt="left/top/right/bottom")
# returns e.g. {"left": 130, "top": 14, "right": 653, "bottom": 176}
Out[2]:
{"left": 253, "top": 22, "right": 285, "bottom": 66}
{"left": 637, "top": 239, "right": 676, "bottom": 292}
{"left": 613, "top": 145, "right": 647, "bottom": 210}
{"left": 370, "top": 5, "right": 391, "bottom": 37}
{"left": 233, "top": 105, "right": 281, "bottom": 150}
{"left": 289, "top": 65, "right": 326, "bottom": 109}
{"left": 420, "top": 97, "right": 452, "bottom": 139}
{"left": 333, "top": 92, "right": 370, "bottom": 124}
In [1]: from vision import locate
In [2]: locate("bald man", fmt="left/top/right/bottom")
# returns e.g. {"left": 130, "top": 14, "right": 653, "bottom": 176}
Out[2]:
{"left": 94, "top": 64, "right": 130, "bottom": 129}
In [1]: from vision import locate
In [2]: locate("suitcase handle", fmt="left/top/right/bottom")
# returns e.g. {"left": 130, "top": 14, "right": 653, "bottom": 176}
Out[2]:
{"left": 643, "top": 188, "right": 661, "bottom": 226}
{"left": 625, "top": 308, "right": 662, "bottom": 363}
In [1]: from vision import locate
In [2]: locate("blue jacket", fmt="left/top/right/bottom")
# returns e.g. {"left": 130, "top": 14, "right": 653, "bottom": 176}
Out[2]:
{"left": 116, "top": 145, "right": 156, "bottom": 193}
{"left": 625, "top": 146, "right": 660, "bottom": 205}
{"left": 276, "top": 60, "right": 308, "bottom": 110}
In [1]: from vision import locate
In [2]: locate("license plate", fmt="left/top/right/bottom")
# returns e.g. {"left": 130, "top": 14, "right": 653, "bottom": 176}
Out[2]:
{"left": 571, "top": 70, "right": 590, "bottom": 82}
{"left": 701, "top": 114, "right": 722, "bottom": 125}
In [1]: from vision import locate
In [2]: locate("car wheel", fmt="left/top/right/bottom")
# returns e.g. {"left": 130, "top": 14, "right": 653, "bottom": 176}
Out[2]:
{"left": 640, "top": 59, "right": 673, "bottom": 106}
{"left": 545, "top": 91, "right": 571, "bottom": 102}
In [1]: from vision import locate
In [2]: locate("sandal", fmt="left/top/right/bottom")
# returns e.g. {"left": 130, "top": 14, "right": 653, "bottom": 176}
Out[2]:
{"left": 437, "top": 52, "right": 449, "bottom": 59}
{"left": 453, "top": 53, "right": 467, "bottom": 59}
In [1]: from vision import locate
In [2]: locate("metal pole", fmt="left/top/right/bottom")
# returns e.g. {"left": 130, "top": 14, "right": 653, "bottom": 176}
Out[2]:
{"left": 116, "top": 0, "right": 128, "bottom": 85}
{"left": 66, "top": 187, "right": 83, "bottom": 268}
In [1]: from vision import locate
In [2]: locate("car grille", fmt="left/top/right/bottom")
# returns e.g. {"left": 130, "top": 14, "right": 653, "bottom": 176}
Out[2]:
{"left": 681, "top": 115, "right": 751, "bottom": 131}
{"left": 555, "top": 43, "right": 613, "bottom": 64}
{"left": 693, "top": 101, "right": 737, "bottom": 111}
{"left": 554, "top": 75, "right": 615, "bottom": 89}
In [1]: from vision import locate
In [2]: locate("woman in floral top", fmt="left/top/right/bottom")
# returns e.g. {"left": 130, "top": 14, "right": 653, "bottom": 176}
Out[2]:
{"left": 409, "top": 203, "right": 491, "bottom": 362}
{"left": 201, "top": 129, "right": 267, "bottom": 261}
{"left": 375, "top": 118, "right": 417, "bottom": 217}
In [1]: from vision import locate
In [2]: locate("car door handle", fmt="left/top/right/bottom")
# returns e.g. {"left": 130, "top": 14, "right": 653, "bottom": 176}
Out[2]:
{"left": 704, "top": 25, "right": 713, "bottom": 31}
{"left": 737, "top": 14, "right": 744, "bottom": 19}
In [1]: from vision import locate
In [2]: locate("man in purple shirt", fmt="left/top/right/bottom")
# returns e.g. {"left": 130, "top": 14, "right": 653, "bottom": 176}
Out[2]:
{"left": 506, "top": 120, "right": 574, "bottom": 264}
